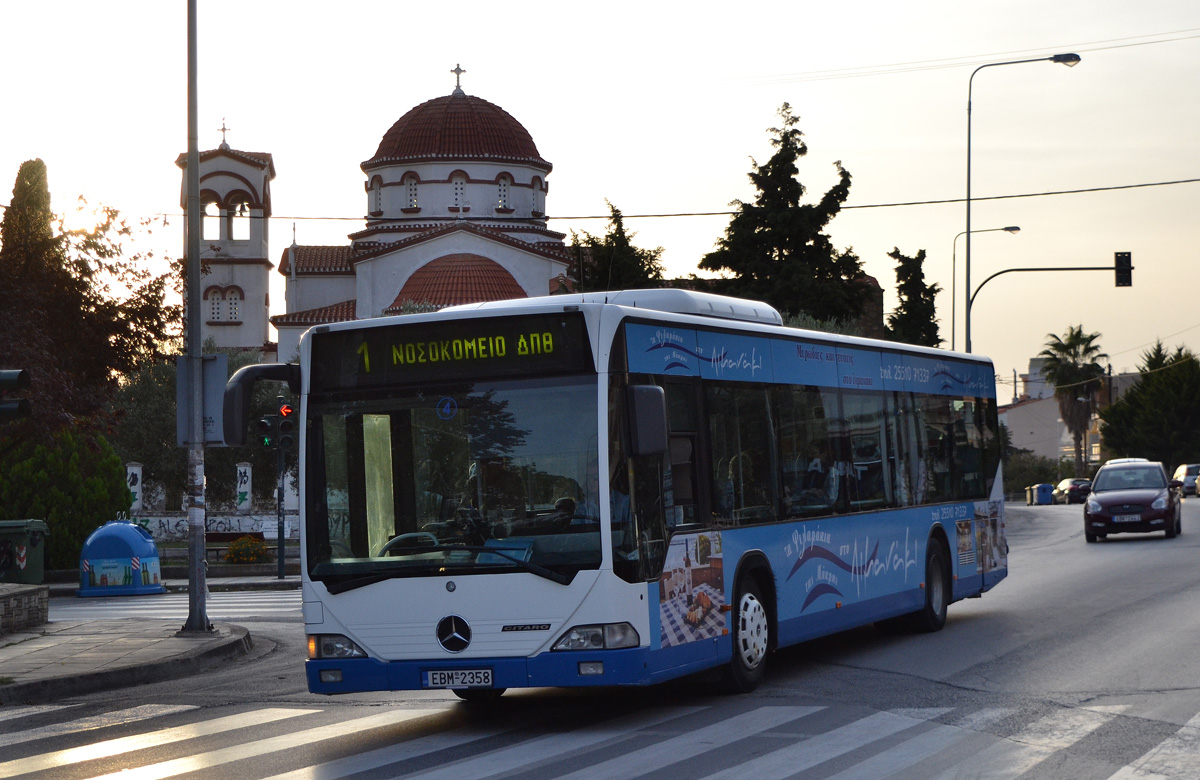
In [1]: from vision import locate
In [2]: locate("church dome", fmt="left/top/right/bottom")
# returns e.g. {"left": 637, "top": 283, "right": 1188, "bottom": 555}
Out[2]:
{"left": 364, "top": 92, "right": 551, "bottom": 172}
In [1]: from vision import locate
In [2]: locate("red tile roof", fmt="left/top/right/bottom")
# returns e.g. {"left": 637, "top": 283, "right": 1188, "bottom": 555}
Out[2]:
{"left": 270, "top": 300, "right": 357, "bottom": 326}
{"left": 279, "top": 245, "right": 356, "bottom": 275}
{"left": 386, "top": 254, "right": 526, "bottom": 311}
{"left": 363, "top": 93, "right": 551, "bottom": 172}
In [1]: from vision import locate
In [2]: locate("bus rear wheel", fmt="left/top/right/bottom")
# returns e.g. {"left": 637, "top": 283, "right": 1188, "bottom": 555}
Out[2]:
{"left": 724, "top": 576, "right": 769, "bottom": 693}
{"left": 908, "top": 541, "right": 950, "bottom": 633}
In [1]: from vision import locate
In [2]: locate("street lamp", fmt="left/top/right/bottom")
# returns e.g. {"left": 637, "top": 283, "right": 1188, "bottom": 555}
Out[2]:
{"left": 964, "top": 52, "right": 1080, "bottom": 354}
{"left": 951, "top": 226, "right": 1019, "bottom": 351}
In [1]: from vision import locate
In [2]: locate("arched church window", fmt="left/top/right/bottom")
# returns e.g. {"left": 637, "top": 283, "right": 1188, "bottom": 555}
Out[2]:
{"left": 203, "top": 200, "right": 222, "bottom": 241}
{"left": 405, "top": 175, "right": 418, "bottom": 209}
{"left": 370, "top": 178, "right": 383, "bottom": 216}
{"left": 497, "top": 175, "right": 511, "bottom": 210}
{"left": 452, "top": 174, "right": 467, "bottom": 211}
{"left": 530, "top": 177, "right": 545, "bottom": 217}
{"left": 205, "top": 287, "right": 224, "bottom": 322}
{"left": 226, "top": 288, "right": 243, "bottom": 321}
{"left": 231, "top": 198, "right": 251, "bottom": 241}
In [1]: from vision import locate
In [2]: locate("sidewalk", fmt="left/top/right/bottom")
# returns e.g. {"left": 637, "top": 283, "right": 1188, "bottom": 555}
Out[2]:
{"left": 0, "top": 575, "right": 298, "bottom": 706}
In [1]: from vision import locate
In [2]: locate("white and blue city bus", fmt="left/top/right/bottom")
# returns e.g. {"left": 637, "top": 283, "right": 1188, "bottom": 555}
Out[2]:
{"left": 225, "top": 289, "right": 1006, "bottom": 700}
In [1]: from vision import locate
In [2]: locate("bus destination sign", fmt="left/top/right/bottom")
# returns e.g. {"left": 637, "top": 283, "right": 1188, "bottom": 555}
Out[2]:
{"left": 311, "top": 312, "right": 593, "bottom": 391}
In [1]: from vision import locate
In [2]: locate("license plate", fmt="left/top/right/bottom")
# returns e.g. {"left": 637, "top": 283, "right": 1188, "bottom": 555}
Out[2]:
{"left": 424, "top": 669, "right": 493, "bottom": 688}
{"left": 1113, "top": 514, "right": 1141, "bottom": 523}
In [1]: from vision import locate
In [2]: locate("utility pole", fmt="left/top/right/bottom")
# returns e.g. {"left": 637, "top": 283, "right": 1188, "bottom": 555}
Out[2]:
{"left": 181, "top": 0, "right": 209, "bottom": 633}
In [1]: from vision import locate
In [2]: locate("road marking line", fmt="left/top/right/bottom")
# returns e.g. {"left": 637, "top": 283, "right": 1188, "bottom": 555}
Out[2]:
{"left": 1107, "top": 711, "right": 1200, "bottom": 780}
{"left": 1, "top": 707, "right": 317, "bottom": 778}
{"left": 0, "top": 704, "right": 196, "bottom": 749}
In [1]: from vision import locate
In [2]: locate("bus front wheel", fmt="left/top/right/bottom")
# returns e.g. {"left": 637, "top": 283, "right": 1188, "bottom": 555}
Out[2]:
{"left": 909, "top": 541, "right": 950, "bottom": 633}
{"left": 724, "top": 576, "right": 769, "bottom": 693}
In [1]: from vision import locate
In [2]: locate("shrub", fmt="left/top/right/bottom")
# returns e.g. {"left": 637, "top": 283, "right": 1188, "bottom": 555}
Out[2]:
{"left": 0, "top": 429, "right": 131, "bottom": 570}
{"left": 225, "top": 534, "right": 273, "bottom": 564}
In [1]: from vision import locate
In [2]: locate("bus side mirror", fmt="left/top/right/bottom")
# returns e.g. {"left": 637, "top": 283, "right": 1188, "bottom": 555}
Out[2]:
{"left": 627, "top": 385, "right": 668, "bottom": 458}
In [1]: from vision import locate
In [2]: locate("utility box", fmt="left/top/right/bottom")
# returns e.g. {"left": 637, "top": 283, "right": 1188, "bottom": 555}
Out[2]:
{"left": 78, "top": 520, "right": 166, "bottom": 597}
{"left": 0, "top": 519, "right": 49, "bottom": 584}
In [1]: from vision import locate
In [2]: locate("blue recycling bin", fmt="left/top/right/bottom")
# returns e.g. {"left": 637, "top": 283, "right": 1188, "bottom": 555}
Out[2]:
{"left": 78, "top": 520, "right": 166, "bottom": 596}
{"left": 1034, "top": 483, "right": 1054, "bottom": 505}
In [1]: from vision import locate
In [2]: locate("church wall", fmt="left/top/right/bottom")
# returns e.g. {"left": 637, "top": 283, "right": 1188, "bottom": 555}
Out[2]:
{"left": 369, "top": 161, "right": 548, "bottom": 223}
{"left": 289, "top": 274, "right": 356, "bottom": 315}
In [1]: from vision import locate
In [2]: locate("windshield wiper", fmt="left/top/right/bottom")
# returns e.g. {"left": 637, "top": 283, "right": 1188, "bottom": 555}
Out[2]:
{"left": 323, "top": 545, "right": 571, "bottom": 594}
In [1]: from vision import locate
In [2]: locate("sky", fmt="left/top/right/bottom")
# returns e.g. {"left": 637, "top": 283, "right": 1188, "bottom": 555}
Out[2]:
{"left": 2, "top": 1, "right": 1198, "bottom": 403}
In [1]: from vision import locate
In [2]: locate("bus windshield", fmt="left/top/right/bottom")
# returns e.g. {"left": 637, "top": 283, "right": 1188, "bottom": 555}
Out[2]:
{"left": 306, "top": 375, "right": 600, "bottom": 587}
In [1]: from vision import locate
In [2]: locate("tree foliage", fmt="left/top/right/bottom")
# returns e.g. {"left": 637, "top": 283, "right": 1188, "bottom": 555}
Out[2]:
{"left": 0, "top": 158, "right": 180, "bottom": 436}
{"left": 0, "top": 159, "right": 179, "bottom": 561}
{"left": 1037, "top": 325, "right": 1106, "bottom": 477}
{"left": 106, "top": 344, "right": 294, "bottom": 511}
{"left": 0, "top": 428, "right": 130, "bottom": 570}
{"left": 569, "top": 202, "right": 664, "bottom": 292}
{"left": 1100, "top": 343, "right": 1200, "bottom": 470}
{"left": 885, "top": 247, "right": 941, "bottom": 347}
{"left": 699, "top": 103, "right": 866, "bottom": 321}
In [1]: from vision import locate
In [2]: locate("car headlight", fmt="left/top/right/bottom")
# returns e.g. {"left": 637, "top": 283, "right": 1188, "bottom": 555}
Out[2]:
{"left": 1086, "top": 498, "right": 1102, "bottom": 513}
{"left": 308, "top": 634, "right": 367, "bottom": 659}
{"left": 1152, "top": 493, "right": 1168, "bottom": 510}
{"left": 552, "top": 623, "right": 640, "bottom": 651}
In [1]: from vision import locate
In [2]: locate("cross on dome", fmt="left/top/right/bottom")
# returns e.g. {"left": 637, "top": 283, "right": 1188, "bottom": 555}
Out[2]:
{"left": 451, "top": 64, "right": 466, "bottom": 96}
{"left": 219, "top": 118, "right": 231, "bottom": 150}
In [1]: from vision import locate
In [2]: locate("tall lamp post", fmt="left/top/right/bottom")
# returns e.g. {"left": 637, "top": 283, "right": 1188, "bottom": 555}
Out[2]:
{"left": 965, "top": 52, "right": 1080, "bottom": 354}
{"left": 951, "top": 226, "right": 1019, "bottom": 351}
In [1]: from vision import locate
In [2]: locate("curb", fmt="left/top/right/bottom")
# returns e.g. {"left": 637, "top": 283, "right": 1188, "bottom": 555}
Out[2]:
{"left": 0, "top": 623, "right": 252, "bottom": 705}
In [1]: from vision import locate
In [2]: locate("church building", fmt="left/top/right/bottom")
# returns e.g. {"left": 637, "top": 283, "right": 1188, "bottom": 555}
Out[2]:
{"left": 180, "top": 67, "right": 572, "bottom": 362}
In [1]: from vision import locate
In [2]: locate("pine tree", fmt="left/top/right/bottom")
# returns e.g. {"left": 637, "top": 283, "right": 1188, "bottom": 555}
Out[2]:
{"left": 700, "top": 103, "right": 866, "bottom": 320}
{"left": 886, "top": 247, "right": 942, "bottom": 347}
{"left": 569, "top": 202, "right": 665, "bottom": 292}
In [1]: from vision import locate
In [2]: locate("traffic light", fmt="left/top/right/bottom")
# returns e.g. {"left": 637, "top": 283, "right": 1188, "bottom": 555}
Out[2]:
{"left": 257, "top": 414, "right": 278, "bottom": 447}
{"left": 277, "top": 399, "right": 296, "bottom": 449}
{"left": 0, "top": 369, "right": 31, "bottom": 421}
{"left": 1115, "top": 252, "right": 1132, "bottom": 287}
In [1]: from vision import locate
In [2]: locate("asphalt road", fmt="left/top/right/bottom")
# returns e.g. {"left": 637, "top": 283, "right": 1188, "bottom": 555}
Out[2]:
{"left": 11, "top": 499, "right": 1200, "bottom": 779}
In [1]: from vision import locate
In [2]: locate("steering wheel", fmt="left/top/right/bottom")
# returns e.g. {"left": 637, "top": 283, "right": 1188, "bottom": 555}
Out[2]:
{"left": 378, "top": 532, "right": 439, "bottom": 556}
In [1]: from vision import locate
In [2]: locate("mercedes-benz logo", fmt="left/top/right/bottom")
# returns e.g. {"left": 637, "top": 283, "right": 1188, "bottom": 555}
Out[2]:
{"left": 436, "top": 615, "right": 471, "bottom": 653}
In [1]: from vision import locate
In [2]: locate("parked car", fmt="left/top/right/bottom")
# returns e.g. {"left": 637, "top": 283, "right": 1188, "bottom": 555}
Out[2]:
{"left": 1171, "top": 464, "right": 1200, "bottom": 496}
{"left": 1052, "top": 478, "right": 1091, "bottom": 505}
{"left": 1084, "top": 459, "right": 1182, "bottom": 542}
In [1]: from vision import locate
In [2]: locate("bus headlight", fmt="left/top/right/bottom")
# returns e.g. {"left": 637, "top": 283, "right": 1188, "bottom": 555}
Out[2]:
{"left": 552, "top": 623, "right": 640, "bottom": 651}
{"left": 308, "top": 634, "right": 367, "bottom": 659}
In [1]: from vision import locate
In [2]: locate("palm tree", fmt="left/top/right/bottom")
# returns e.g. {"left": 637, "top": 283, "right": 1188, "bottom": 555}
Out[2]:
{"left": 1038, "top": 326, "right": 1107, "bottom": 477}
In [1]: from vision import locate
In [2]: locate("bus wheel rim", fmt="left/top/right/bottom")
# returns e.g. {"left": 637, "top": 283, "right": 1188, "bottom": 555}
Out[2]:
{"left": 738, "top": 593, "right": 768, "bottom": 668}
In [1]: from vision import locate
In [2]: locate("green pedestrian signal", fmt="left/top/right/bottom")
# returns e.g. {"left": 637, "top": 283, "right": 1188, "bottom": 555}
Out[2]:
{"left": 257, "top": 414, "right": 278, "bottom": 447}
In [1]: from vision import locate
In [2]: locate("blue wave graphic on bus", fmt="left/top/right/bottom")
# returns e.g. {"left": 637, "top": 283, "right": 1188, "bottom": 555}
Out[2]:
{"left": 786, "top": 541, "right": 880, "bottom": 582}
{"left": 645, "top": 341, "right": 728, "bottom": 372}
{"left": 801, "top": 583, "right": 844, "bottom": 611}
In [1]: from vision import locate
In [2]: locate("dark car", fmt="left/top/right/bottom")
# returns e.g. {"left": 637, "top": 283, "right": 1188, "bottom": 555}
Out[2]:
{"left": 1052, "top": 478, "right": 1091, "bottom": 504}
{"left": 1084, "top": 459, "right": 1182, "bottom": 542}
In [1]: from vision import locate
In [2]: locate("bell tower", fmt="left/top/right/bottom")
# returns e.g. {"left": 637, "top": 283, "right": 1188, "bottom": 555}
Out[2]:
{"left": 176, "top": 124, "right": 276, "bottom": 353}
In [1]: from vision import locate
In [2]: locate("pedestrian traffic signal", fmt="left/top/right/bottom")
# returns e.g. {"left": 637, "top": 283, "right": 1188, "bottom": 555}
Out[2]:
{"left": 0, "top": 369, "right": 31, "bottom": 421}
{"left": 1115, "top": 252, "right": 1132, "bottom": 287}
{"left": 257, "top": 414, "right": 278, "bottom": 447}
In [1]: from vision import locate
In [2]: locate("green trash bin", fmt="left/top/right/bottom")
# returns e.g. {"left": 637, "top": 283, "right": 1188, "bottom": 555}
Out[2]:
{"left": 0, "top": 519, "right": 50, "bottom": 584}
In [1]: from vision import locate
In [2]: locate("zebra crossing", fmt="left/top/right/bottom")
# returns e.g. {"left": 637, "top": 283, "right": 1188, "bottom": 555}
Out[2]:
{"left": 49, "top": 590, "right": 301, "bottom": 621}
{"left": 2, "top": 698, "right": 1198, "bottom": 779}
